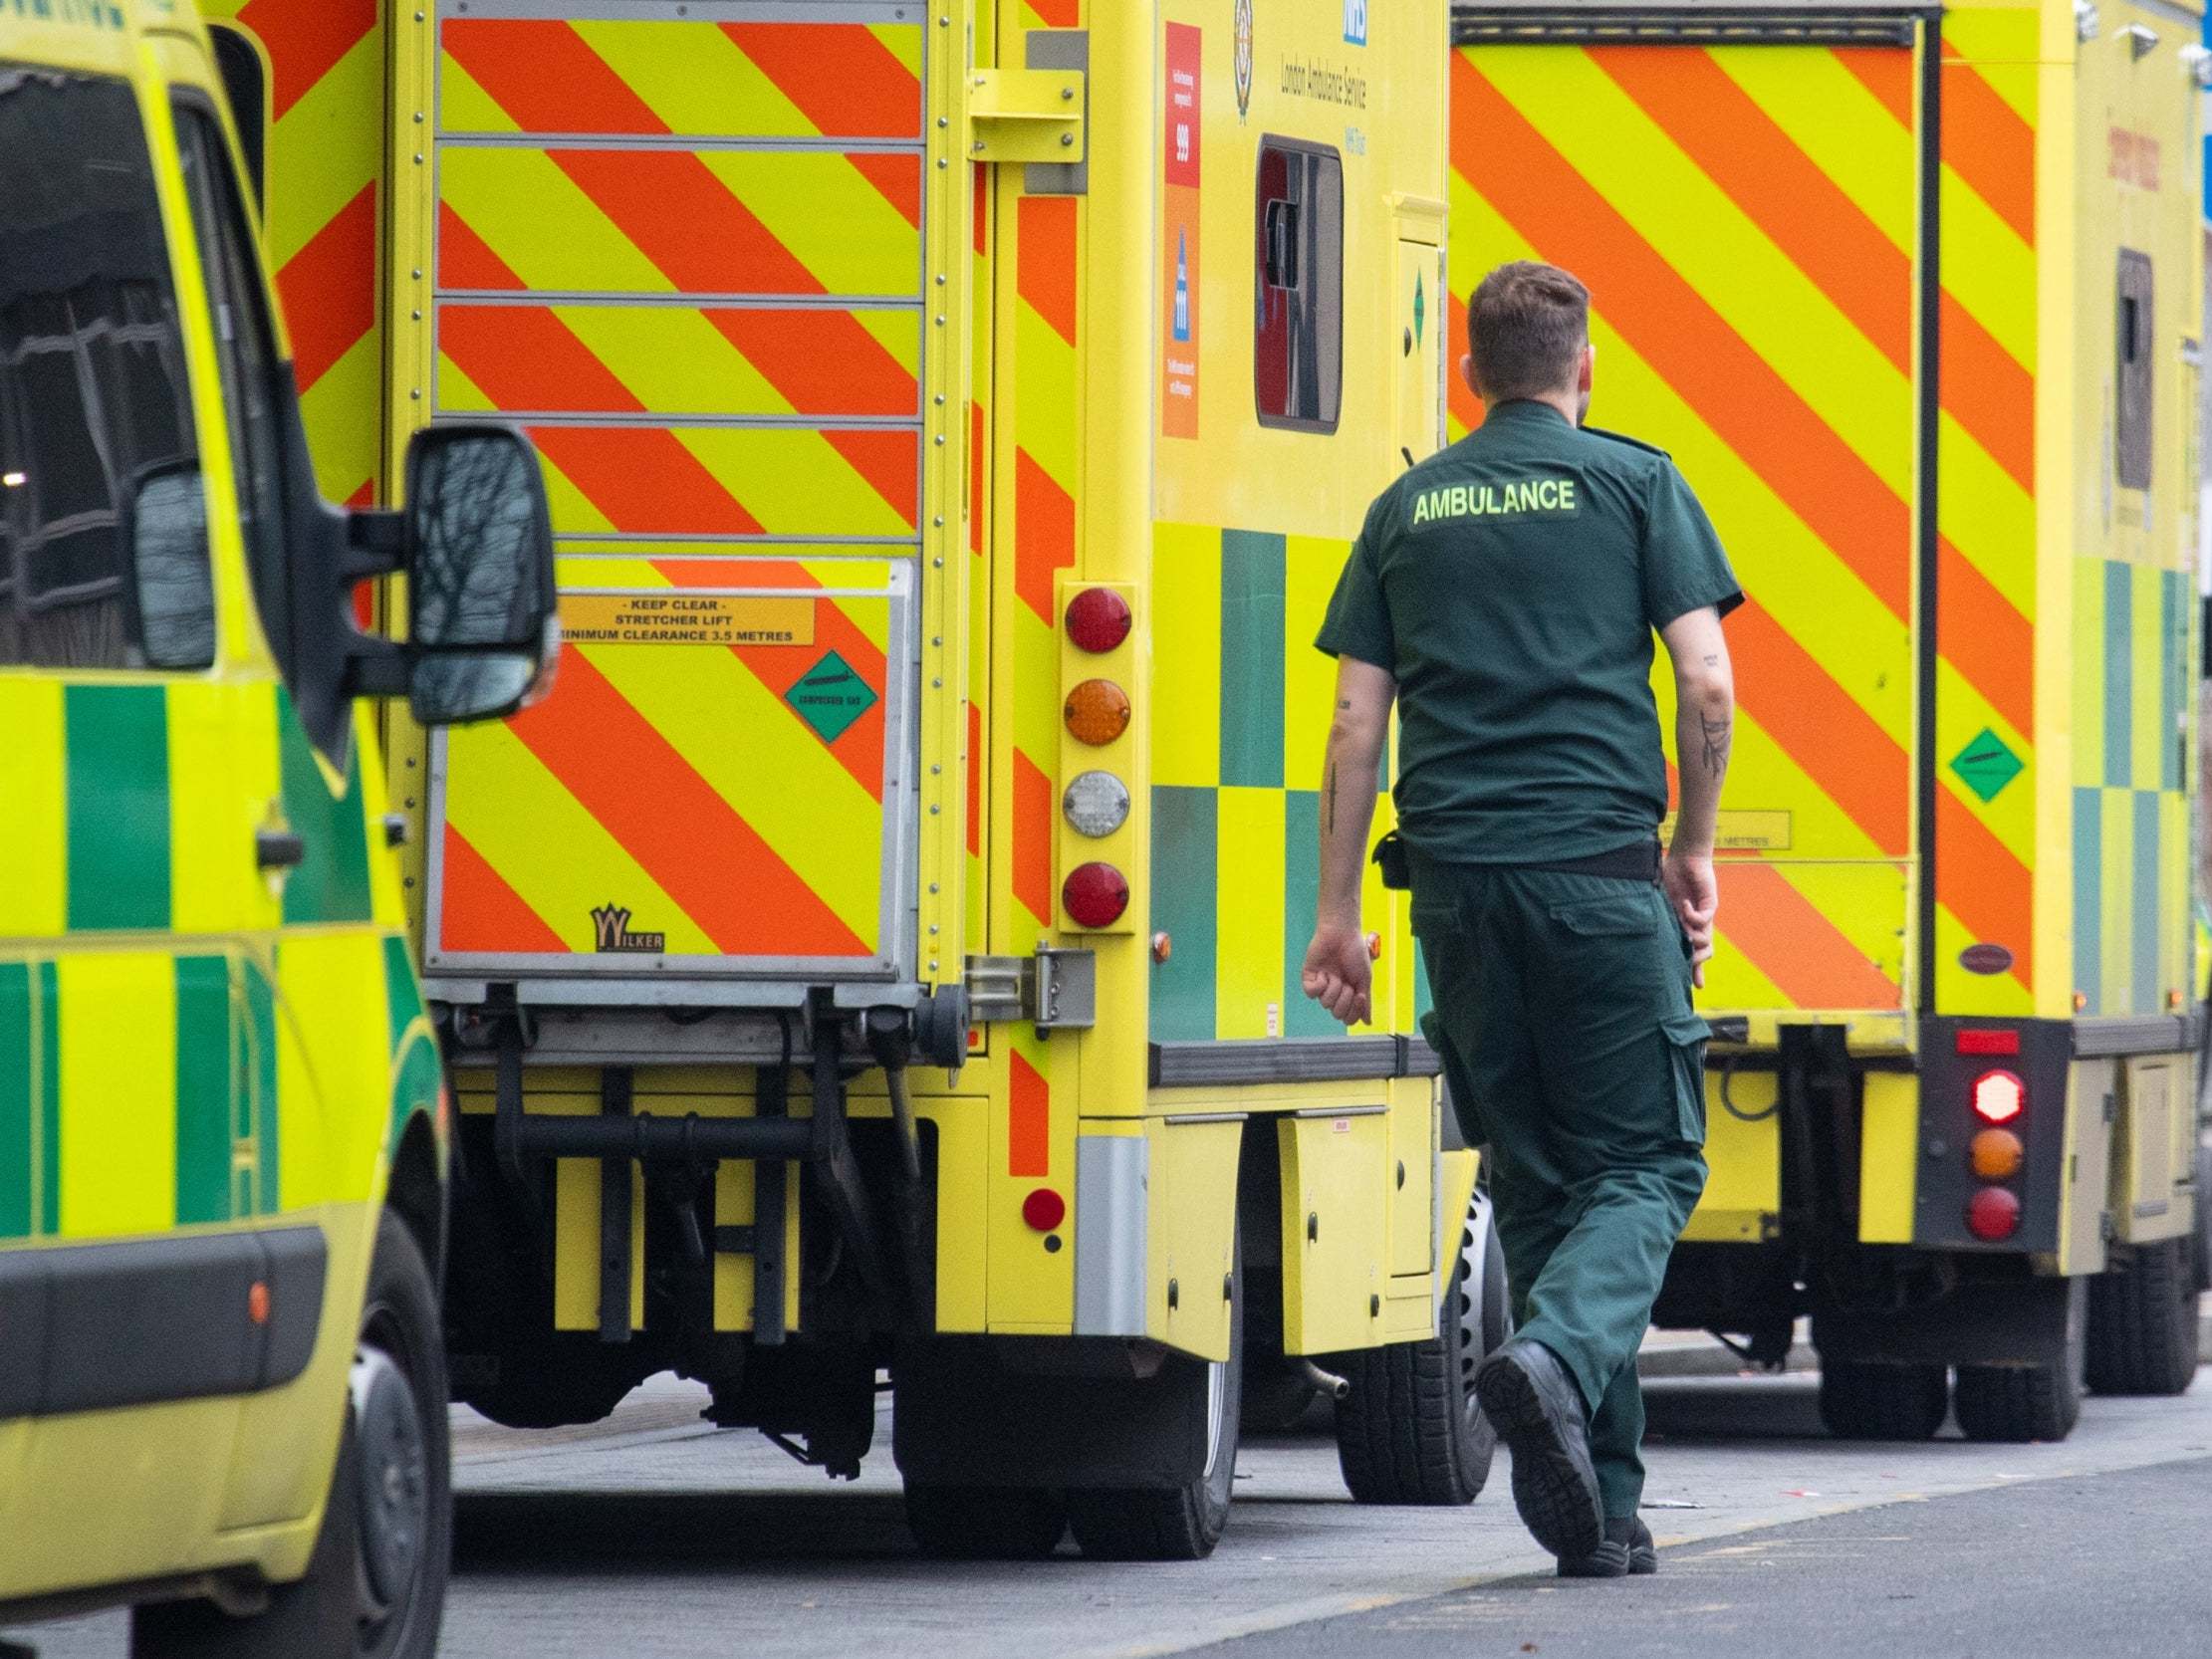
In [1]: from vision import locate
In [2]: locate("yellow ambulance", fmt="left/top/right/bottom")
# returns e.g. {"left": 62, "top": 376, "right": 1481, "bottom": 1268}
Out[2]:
{"left": 1448, "top": 0, "right": 2208, "bottom": 1440}
{"left": 225, "top": 0, "right": 1488, "bottom": 1559}
{"left": 0, "top": 0, "right": 556, "bottom": 1649}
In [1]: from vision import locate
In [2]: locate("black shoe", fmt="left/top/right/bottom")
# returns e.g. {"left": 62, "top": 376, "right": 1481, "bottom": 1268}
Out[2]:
{"left": 1474, "top": 1338, "right": 1603, "bottom": 1561}
{"left": 1558, "top": 1516, "right": 1656, "bottom": 1578}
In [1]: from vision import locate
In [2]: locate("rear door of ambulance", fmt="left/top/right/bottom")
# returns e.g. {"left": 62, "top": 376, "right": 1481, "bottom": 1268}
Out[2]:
{"left": 1447, "top": 7, "right": 2016, "bottom": 1233}
{"left": 414, "top": 1, "right": 932, "bottom": 992}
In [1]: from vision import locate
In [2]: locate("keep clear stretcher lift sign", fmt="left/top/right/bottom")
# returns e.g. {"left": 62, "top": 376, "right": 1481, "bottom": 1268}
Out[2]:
{"left": 559, "top": 592, "right": 817, "bottom": 648}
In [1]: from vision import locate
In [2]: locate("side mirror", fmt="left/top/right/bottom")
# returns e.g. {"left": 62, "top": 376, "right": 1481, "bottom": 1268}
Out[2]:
{"left": 126, "top": 460, "right": 215, "bottom": 670}
{"left": 400, "top": 424, "right": 558, "bottom": 725}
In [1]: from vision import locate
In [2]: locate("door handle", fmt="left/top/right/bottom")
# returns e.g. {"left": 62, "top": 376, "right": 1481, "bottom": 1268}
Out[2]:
{"left": 255, "top": 828, "right": 306, "bottom": 870}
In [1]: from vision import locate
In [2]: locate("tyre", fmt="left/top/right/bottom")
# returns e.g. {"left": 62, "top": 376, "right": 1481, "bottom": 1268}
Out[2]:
{"left": 1816, "top": 1358, "right": 1949, "bottom": 1441}
{"left": 1331, "top": 1193, "right": 1504, "bottom": 1505}
{"left": 1954, "top": 1359, "right": 2082, "bottom": 1442}
{"left": 902, "top": 1485, "right": 1067, "bottom": 1559}
{"left": 1064, "top": 1241, "right": 1244, "bottom": 1562}
{"left": 2191, "top": 1139, "right": 2212, "bottom": 1294}
{"left": 1956, "top": 1282, "right": 2086, "bottom": 1443}
{"left": 2087, "top": 1237, "right": 2200, "bottom": 1396}
{"left": 133, "top": 1211, "right": 451, "bottom": 1659}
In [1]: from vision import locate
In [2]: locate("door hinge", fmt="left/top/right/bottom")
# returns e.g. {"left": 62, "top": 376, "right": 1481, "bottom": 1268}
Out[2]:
{"left": 966, "top": 65, "right": 1085, "bottom": 164}
{"left": 964, "top": 946, "right": 1096, "bottom": 1036}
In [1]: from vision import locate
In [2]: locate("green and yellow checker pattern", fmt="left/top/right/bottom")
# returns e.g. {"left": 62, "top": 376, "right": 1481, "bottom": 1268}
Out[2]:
{"left": 1148, "top": 522, "right": 1414, "bottom": 1043}
{"left": 2071, "top": 560, "right": 2194, "bottom": 1017}
{"left": 0, "top": 680, "right": 438, "bottom": 1244}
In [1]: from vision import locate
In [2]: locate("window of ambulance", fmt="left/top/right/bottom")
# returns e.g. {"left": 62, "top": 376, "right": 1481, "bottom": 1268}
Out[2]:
{"left": 171, "top": 94, "right": 292, "bottom": 677}
{"left": 0, "top": 68, "right": 212, "bottom": 673}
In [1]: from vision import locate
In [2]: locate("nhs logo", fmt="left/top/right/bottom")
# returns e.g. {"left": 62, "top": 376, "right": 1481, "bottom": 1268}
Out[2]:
{"left": 1344, "top": 0, "right": 1366, "bottom": 45}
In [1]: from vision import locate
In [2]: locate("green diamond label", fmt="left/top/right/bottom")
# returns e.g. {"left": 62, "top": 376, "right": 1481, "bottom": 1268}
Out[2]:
{"left": 1412, "top": 271, "right": 1425, "bottom": 348}
{"left": 1950, "top": 727, "right": 2024, "bottom": 803}
{"left": 785, "top": 649, "right": 877, "bottom": 744}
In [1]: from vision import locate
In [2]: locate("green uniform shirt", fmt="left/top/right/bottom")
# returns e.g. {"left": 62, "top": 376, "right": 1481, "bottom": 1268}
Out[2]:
{"left": 1316, "top": 400, "right": 1741, "bottom": 863}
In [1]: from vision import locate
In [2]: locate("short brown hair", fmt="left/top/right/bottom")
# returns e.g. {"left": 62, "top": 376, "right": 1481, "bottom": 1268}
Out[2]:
{"left": 1467, "top": 261, "right": 1589, "bottom": 402}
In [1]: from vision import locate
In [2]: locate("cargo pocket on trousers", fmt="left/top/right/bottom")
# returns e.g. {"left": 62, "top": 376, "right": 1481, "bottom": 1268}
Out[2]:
{"left": 1661, "top": 1012, "right": 1711, "bottom": 1146}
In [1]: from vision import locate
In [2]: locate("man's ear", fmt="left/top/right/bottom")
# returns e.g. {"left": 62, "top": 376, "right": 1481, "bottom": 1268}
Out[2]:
{"left": 1578, "top": 342, "right": 1596, "bottom": 396}
{"left": 1460, "top": 353, "right": 1483, "bottom": 400}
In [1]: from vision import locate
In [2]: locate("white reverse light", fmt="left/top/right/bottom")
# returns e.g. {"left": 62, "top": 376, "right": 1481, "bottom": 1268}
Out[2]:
{"left": 1062, "top": 770, "right": 1130, "bottom": 838}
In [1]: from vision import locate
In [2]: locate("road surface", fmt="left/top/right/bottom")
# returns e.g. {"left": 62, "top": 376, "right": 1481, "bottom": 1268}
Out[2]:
{"left": 15, "top": 1338, "right": 2209, "bottom": 1659}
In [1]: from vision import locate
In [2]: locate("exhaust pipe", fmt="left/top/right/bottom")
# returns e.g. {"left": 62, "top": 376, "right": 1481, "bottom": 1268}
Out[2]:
{"left": 1296, "top": 1357, "right": 1352, "bottom": 1400}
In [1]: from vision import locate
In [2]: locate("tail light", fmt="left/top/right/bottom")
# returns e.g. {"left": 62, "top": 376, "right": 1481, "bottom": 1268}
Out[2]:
{"left": 1063, "top": 862, "right": 1129, "bottom": 928}
{"left": 1966, "top": 1185, "right": 2021, "bottom": 1242}
{"left": 1022, "top": 1188, "right": 1067, "bottom": 1232}
{"left": 1065, "top": 588, "right": 1131, "bottom": 653}
{"left": 1971, "top": 1068, "right": 2024, "bottom": 1124}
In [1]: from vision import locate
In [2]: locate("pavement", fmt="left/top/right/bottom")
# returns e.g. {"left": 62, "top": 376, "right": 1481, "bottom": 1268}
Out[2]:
{"left": 16, "top": 1338, "right": 2212, "bottom": 1659}
{"left": 1187, "top": 1458, "right": 2212, "bottom": 1659}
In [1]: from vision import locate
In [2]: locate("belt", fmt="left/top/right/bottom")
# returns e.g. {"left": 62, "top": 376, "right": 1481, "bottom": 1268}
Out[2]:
{"left": 1373, "top": 832, "right": 1661, "bottom": 889}
{"left": 1518, "top": 838, "right": 1662, "bottom": 883}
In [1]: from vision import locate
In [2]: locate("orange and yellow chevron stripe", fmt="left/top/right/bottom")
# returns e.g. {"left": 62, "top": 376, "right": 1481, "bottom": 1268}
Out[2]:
{"left": 205, "top": 0, "right": 384, "bottom": 511}
{"left": 417, "top": 9, "right": 929, "bottom": 977}
{"left": 1449, "top": 31, "right": 2035, "bottom": 1017}
{"left": 431, "top": 14, "right": 924, "bottom": 543}
{"left": 436, "top": 557, "right": 897, "bottom": 967}
{"left": 1933, "top": 15, "right": 2039, "bottom": 1017}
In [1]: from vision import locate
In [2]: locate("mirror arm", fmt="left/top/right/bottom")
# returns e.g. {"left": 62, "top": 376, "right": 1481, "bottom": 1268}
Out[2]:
{"left": 344, "top": 507, "right": 407, "bottom": 582}
{"left": 344, "top": 634, "right": 410, "bottom": 700}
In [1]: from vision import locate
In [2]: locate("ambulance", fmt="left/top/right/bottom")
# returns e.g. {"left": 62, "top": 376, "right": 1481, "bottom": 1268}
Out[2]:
{"left": 1448, "top": 0, "right": 2209, "bottom": 1439}
{"left": 218, "top": 0, "right": 1492, "bottom": 1559}
{"left": 0, "top": 0, "right": 557, "bottom": 1649}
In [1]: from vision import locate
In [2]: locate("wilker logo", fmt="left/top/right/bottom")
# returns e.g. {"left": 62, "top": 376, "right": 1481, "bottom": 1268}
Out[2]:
{"left": 589, "top": 903, "right": 665, "bottom": 954}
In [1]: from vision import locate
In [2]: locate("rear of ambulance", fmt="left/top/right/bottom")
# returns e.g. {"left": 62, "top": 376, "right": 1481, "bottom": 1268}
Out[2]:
{"left": 1445, "top": 0, "right": 2096, "bottom": 1433}
{"left": 383, "top": 2, "right": 976, "bottom": 1425}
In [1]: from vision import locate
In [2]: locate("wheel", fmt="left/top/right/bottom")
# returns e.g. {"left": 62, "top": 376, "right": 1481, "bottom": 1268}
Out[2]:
{"left": 902, "top": 1485, "right": 1067, "bottom": 1559}
{"left": 1816, "top": 1358, "right": 1949, "bottom": 1441}
{"left": 1954, "top": 1359, "right": 2081, "bottom": 1443}
{"left": 2191, "top": 1139, "right": 2212, "bottom": 1294}
{"left": 1064, "top": 1239, "right": 1243, "bottom": 1561}
{"left": 133, "top": 1211, "right": 451, "bottom": 1659}
{"left": 1956, "top": 1283, "right": 2087, "bottom": 1443}
{"left": 2087, "top": 1237, "right": 2200, "bottom": 1396}
{"left": 1331, "top": 1193, "right": 1504, "bottom": 1505}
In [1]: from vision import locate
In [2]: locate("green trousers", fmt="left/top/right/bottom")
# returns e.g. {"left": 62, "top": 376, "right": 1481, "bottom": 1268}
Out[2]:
{"left": 1413, "top": 856, "right": 1709, "bottom": 1521}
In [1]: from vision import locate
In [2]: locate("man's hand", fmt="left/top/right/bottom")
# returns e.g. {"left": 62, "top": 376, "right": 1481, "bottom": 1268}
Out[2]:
{"left": 1302, "top": 925, "right": 1373, "bottom": 1027}
{"left": 1661, "top": 849, "right": 1718, "bottom": 989}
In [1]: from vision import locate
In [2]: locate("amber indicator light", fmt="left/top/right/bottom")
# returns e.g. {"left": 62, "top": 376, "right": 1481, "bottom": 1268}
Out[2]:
{"left": 1969, "top": 1127, "right": 2024, "bottom": 1181}
{"left": 1064, "top": 678, "right": 1131, "bottom": 745}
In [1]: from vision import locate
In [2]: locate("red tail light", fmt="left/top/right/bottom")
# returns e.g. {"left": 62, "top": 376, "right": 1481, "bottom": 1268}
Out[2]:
{"left": 1062, "top": 862, "right": 1129, "bottom": 928}
{"left": 1065, "top": 588, "right": 1131, "bottom": 653}
{"left": 1971, "top": 1068, "right": 2024, "bottom": 1124}
{"left": 1966, "top": 1186, "right": 2021, "bottom": 1242}
{"left": 1021, "top": 1188, "right": 1067, "bottom": 1232}
{"left": 1956, "top": 1028, "right": 2021, "bottom": 1057}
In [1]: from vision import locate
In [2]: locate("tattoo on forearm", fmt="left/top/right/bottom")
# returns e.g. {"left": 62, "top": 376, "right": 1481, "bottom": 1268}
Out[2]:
{"left": 1699, "top": 714, "right": 1731, "bottom": 779}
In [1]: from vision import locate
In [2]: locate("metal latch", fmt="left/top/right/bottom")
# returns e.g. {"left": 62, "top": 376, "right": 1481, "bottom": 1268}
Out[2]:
{"left": 967, "top": 67, "right": 1085, "bottom": 163}
{"left": 964, "top": 946, "right": 1097, "bottom": 1035}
